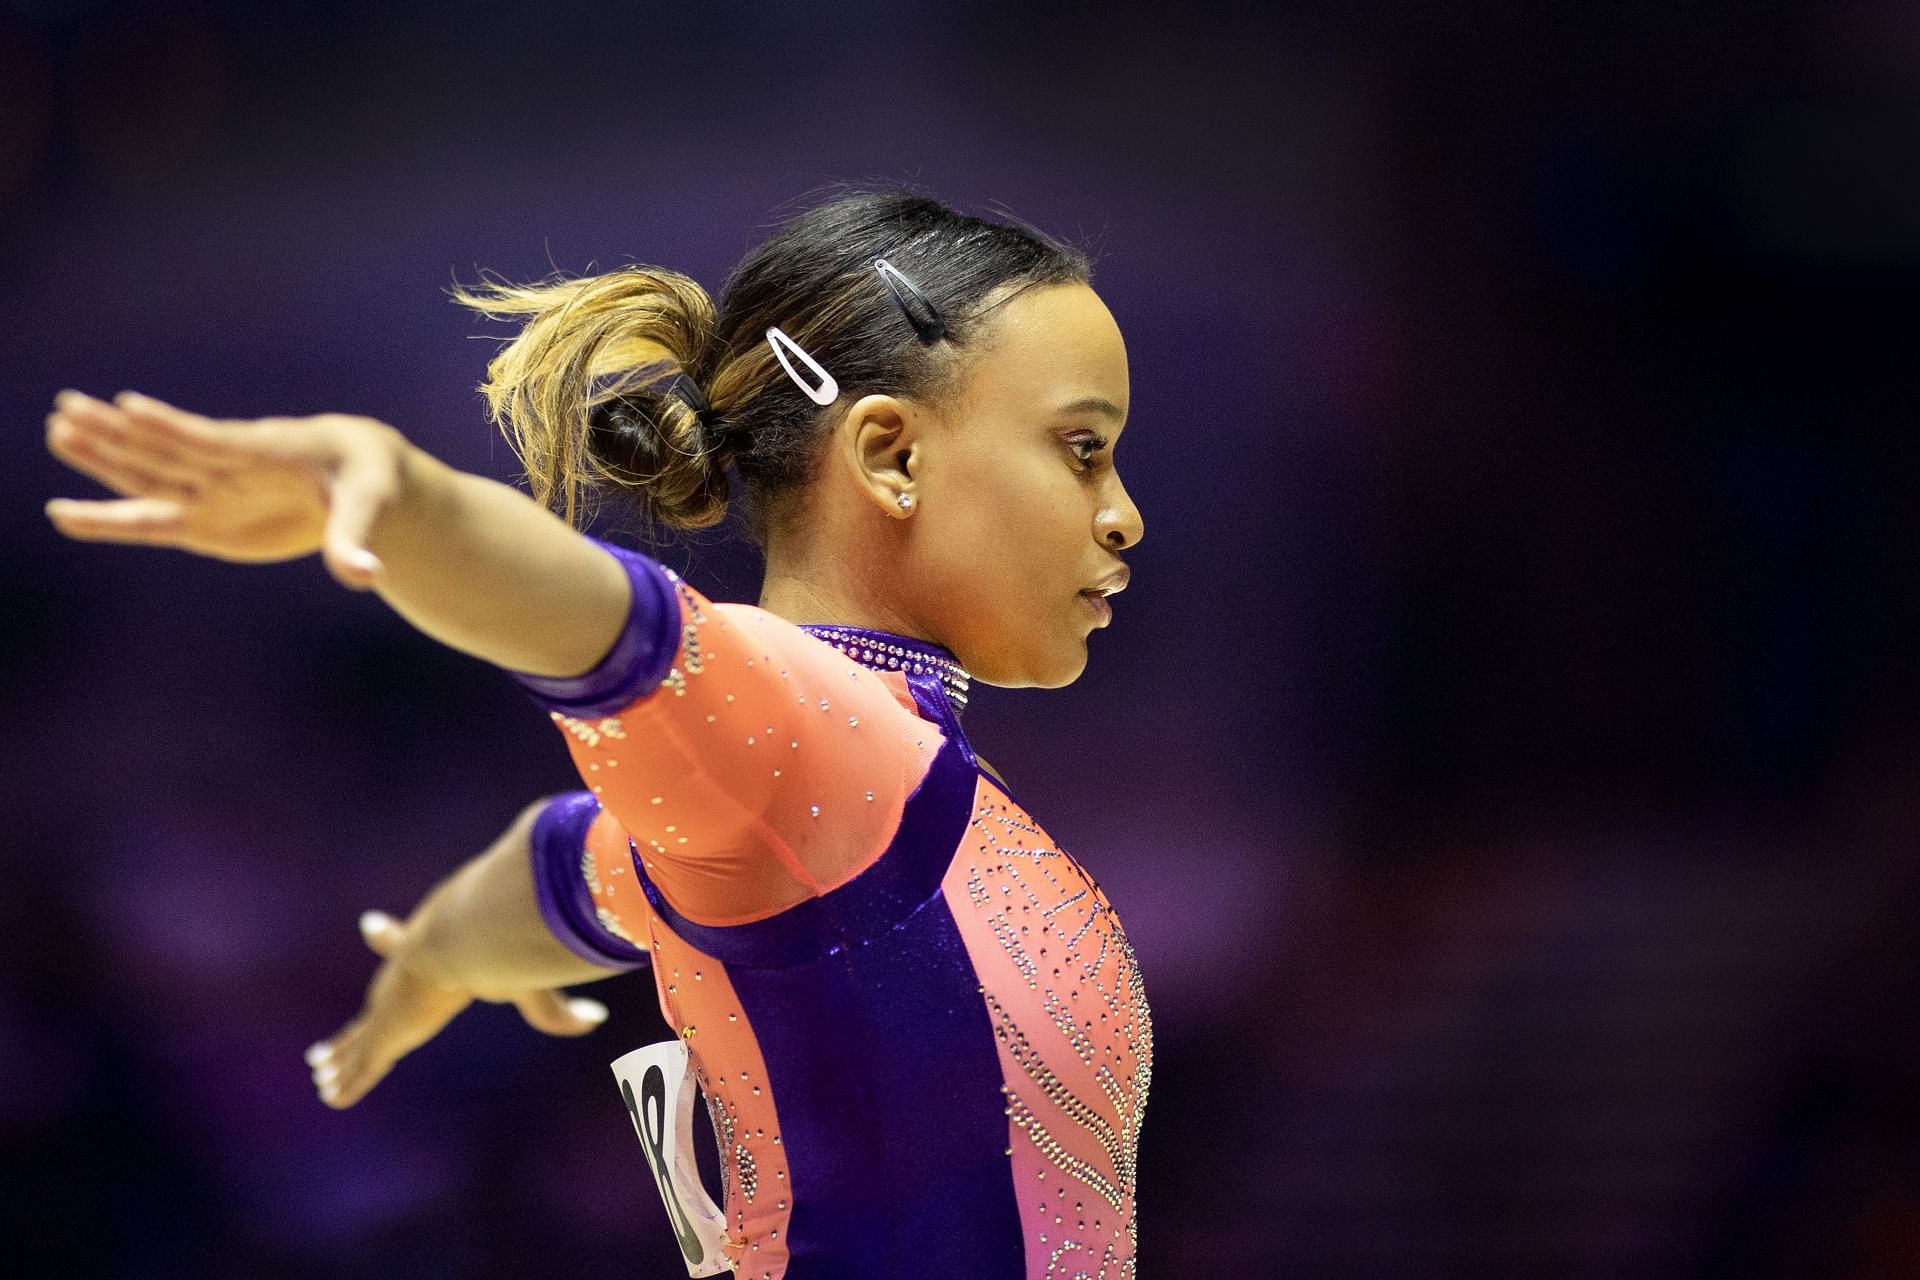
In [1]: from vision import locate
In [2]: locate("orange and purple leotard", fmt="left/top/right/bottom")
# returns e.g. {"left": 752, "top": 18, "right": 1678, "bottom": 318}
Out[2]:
{"left": 512, "top": 537, "right": 1152, "bottom": 1280}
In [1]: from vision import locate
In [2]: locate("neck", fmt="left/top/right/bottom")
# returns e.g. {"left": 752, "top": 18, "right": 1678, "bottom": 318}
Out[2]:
{"left": 757, "top": 552, "right": 973, "bottom": 716}
{"left": 757, "top": 562, "right": 930, "bottom": 643}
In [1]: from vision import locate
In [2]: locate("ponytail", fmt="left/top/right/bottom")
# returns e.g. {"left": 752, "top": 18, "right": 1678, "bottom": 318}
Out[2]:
{"left": 450, "top": 266, "right": 730, "bottom": 533}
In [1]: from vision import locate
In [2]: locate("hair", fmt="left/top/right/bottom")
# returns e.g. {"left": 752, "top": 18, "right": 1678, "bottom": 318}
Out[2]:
{"left": 449, "top": 186, "right": 1094, "bottom": 548}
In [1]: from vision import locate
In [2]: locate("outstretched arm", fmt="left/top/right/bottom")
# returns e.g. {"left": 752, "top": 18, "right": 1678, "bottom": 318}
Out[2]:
{"left": 43, "top": 389, "right": 630, "bottom": 679}
{"left": 308, "top": 794, "right": 637, "bottom": 1110}
{"left": 42, "top": 389, "right": 665, "bottom": 1105}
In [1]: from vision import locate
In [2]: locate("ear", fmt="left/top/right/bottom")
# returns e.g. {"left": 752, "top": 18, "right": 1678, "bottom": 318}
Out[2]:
{"left": 836, "top": 393, "right": 923, "bottom": 519}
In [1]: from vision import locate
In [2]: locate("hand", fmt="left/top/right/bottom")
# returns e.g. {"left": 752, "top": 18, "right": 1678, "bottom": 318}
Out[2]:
{"left": 44, "top": 389, "right": 408, "bottom": 591}
{"left": 305, "top": 909, "right": 610, "bottom": 1109}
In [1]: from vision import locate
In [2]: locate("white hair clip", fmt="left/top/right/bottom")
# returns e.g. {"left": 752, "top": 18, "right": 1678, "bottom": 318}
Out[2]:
{"left": 765, "top": 327, "right": 839, "bottom": 406}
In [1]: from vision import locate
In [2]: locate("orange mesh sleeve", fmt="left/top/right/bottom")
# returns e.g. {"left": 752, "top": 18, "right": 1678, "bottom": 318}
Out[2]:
{"left": 510, "top": 540, "right": 942, "bottom": 926}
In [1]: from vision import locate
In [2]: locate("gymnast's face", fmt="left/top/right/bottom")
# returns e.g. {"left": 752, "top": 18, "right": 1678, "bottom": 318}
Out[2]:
{"left": 895, "top": 280, "right": 1143, "bottom": 688}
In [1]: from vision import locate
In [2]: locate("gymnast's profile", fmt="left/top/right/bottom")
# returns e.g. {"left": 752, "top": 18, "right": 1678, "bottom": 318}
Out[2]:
{"left": 44, "top": 188, "right": 1152, "bottom": 1279}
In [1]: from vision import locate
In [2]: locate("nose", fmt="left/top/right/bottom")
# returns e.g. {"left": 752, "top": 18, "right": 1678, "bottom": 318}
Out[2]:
{"left": 1097, "top": 475, "right": 1144, "bottom": 551}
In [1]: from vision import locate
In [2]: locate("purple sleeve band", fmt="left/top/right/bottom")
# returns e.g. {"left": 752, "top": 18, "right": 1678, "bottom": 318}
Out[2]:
{"left": 505, "top": 537, "right": 684, "bottom": 719}
{"left": 529, "top": 791, "right": 651, "bottom": 971}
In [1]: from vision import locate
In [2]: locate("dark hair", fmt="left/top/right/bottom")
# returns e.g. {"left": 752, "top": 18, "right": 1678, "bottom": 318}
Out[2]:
{"left": 451, "top": 186, "right": 1094, "bottom": 547}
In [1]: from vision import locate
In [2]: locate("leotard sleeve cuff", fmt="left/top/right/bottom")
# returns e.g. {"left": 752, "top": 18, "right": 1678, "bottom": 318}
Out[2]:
{"left": 505, "top": 538, "right": 684, "bottom": 719}
{"left": 529, "top": 791, "right": 651, "bottom": 971}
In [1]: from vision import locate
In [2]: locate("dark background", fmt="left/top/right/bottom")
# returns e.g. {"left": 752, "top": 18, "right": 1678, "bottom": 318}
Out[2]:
{"left": 4, "top": 1, "right": 1918, "bottom": 1276}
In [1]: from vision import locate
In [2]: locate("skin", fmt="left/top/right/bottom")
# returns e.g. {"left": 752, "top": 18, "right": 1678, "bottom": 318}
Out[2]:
{"left": 39, "top": 278, "right": 1144, "bottom": 1109}
{"left": 760, "top": 280, "right": 1144, "bottom": 688}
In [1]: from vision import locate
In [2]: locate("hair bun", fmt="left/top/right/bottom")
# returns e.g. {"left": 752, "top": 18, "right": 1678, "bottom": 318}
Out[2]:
{"left": 585, "top": 393, "right": 657, "bottom": 470}
{"left": 586, "top": 390, "right": 719, "bottom": 479}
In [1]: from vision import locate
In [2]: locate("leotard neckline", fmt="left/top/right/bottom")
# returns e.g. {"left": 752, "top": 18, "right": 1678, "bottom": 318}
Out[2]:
{"left": 796, "top": 623, "right": 971, "bottom": 720}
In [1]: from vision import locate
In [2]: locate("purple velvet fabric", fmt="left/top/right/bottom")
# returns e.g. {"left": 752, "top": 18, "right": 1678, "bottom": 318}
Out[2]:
{"left": 505, "top": 538, "right": 684, "bottom": 719}
{"left": 529, "top": 791, "right": 651, "bottom": 971}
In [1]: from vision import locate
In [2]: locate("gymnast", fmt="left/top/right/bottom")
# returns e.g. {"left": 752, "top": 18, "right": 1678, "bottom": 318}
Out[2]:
{"left": 43, "top": 189, "right": 1151, "bottom": 1279}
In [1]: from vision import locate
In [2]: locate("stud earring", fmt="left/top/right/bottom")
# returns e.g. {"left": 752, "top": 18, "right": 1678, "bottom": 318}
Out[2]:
{"left": 896, "top": 493, "right": 915, "bottom": 513}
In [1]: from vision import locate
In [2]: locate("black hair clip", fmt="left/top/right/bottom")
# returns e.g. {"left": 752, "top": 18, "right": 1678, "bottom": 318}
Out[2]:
{"left": 666, "top": 371, "right": 711, "bottom": 417}
{"left": 874, "top": 259, "right": 947, "bottom": 344}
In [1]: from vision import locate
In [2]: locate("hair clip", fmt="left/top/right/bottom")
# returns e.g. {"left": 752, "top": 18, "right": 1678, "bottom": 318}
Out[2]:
{"left": 874, "top": 259, "right": 947, "bottom": 343}
{"left": 665, "top": 371, "right": 710, "bottom": 417}
{"left": 765, "top": 327, "right": 839, "bottom": 406}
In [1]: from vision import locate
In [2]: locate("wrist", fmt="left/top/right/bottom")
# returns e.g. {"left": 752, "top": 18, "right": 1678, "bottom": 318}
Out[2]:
{"left": 396, "top": 873, "right": 480, "bottom": 994}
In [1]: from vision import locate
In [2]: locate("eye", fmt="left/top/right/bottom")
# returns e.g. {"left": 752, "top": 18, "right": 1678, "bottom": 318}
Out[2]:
{"left": 1067, "top": 433, "right": 1109, "bottom": 472}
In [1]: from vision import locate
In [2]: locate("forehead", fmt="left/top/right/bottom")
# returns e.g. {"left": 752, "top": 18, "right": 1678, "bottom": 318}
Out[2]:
{"left": 955, "top": 281, "right": 1129, "bottom": 423}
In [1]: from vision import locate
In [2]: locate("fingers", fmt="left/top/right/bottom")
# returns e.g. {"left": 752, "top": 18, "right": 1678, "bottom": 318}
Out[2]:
{"left": 306, "top": 1014, "right": 390, "bottom": 1110}
{"left": 51, "top": 390, "right": 245, "bottom": 468}
{"left": 306, "top": 1033, "right": 347, "bottom": 1105}
{"left": 308, "top": 980, "right": 465, "bottom": 1110}
{"left": 306, "top": 907, "right": 470, "bottom": 1109}
{"left": 309, "top": 1009, "right": 413, "bottom": 1110}
{"left": 46, "top": 400, "right": 205, "bottom": 502}
{"left": 513, "top": 989, "right": 609, "bottom": 1037}
{"left": 308, "top": 906, "right": 608, "bottom": 1112}
{"left": 44, "top": 495, "right": 188, "bottom": 544}
{"left": 108, "top": 391, "right": 263, "bottom": 463}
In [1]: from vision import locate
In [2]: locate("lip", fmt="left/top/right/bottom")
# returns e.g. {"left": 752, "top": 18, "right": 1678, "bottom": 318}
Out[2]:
{"left": 1078, "top": 590, "right": 1113, "bottom": 626}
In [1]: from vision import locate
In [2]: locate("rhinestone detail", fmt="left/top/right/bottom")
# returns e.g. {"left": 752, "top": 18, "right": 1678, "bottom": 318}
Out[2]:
{"left": 796, "top": 624, "right": 972, "bottom": 711}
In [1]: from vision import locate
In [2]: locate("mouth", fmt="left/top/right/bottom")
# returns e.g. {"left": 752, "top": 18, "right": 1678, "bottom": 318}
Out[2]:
{"left": 1078, "top": 589, "right": 1113, "bottom": 626}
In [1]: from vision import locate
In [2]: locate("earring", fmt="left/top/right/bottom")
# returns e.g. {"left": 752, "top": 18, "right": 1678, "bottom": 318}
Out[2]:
{"left": 896, "top": 493, "right": 915, "bottom": 513}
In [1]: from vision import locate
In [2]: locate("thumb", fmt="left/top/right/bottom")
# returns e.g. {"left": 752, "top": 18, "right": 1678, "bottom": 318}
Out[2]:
{"left": 321, "top": 429, "right": 396, "bottom": 592}
{"left": 513, "top": 990, "right": 609, "bottom": 1038}
{"left": 358, "top": 909, "right": 404, "bottom": 957}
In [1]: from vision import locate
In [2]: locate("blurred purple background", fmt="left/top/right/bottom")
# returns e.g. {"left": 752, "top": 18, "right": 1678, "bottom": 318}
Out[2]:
{"left": 4, "top": 1, "right": 1919, "bottom": 1276}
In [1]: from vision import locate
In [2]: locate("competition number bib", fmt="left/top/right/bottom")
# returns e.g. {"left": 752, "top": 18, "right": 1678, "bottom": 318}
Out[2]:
{"left": 611, "top": 1038, "right": 733, "bottom": 1277}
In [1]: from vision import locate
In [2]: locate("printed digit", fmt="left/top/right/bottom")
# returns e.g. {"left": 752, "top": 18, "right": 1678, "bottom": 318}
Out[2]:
{"left": 623, "top": 1069, "right": 705, "bottom": 1263}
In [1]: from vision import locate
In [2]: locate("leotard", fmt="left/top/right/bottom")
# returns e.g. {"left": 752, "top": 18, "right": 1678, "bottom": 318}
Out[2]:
{"left": 509, "top": 537, "right": 1152, "bottom": 1279}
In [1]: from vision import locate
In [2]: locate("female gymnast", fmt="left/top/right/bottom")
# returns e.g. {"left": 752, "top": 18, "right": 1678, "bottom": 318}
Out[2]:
{"left": 43, "top": 190, "right": 1150, "bottom": 1279}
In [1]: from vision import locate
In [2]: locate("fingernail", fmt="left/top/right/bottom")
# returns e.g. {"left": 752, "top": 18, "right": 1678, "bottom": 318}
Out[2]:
{"left": 320, "top": 1080, "right": 339, "bottom": 1101}
{"left": 568, "top": 998, "right": 609, "bottom": 1023}
{"left": 304, "top": 1041, "right": 332, "bottom": 1067}
{"left": 358, "top": 910, "right": 390, "bottom": 938}
{"left": 314, "top": 1062, "right": 339, "bottom": 1085}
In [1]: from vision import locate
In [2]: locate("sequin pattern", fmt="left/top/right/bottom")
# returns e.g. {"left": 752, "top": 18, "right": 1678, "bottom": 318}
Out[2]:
{"left": 646, "top": 915, "right": 792, "bottom": 1279}
{"left": 943, "top": 776, "right": 1153, "bottom": 1279}
{"left": 658, "top": 578, "right": 707, "bottom": 696}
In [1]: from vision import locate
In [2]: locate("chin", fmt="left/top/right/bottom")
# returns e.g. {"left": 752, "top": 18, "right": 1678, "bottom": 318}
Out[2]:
{"left": 1044, "top": 643, "right": 1093, "bottom": 688}
{"left": 972, "top": 643, "right": 1089, "bottom": 690}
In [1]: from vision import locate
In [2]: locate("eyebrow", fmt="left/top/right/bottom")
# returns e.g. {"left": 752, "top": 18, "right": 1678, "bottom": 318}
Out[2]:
{"left": 1056, "top": 396, "right": 1126, "bottom": 423}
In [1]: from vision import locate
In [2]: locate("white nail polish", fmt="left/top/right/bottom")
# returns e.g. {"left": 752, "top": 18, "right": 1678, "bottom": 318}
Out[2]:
{"left": 304, "top": 1042, "right": 331, "bottom": 1067}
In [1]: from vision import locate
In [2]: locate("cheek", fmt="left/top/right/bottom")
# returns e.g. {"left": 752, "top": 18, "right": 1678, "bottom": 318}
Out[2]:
{"left": 954, "top": 475, "right": 1077, "bottom": 572}
{"left": 917, "top": 452, "right": 1084, "bottom": 608}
